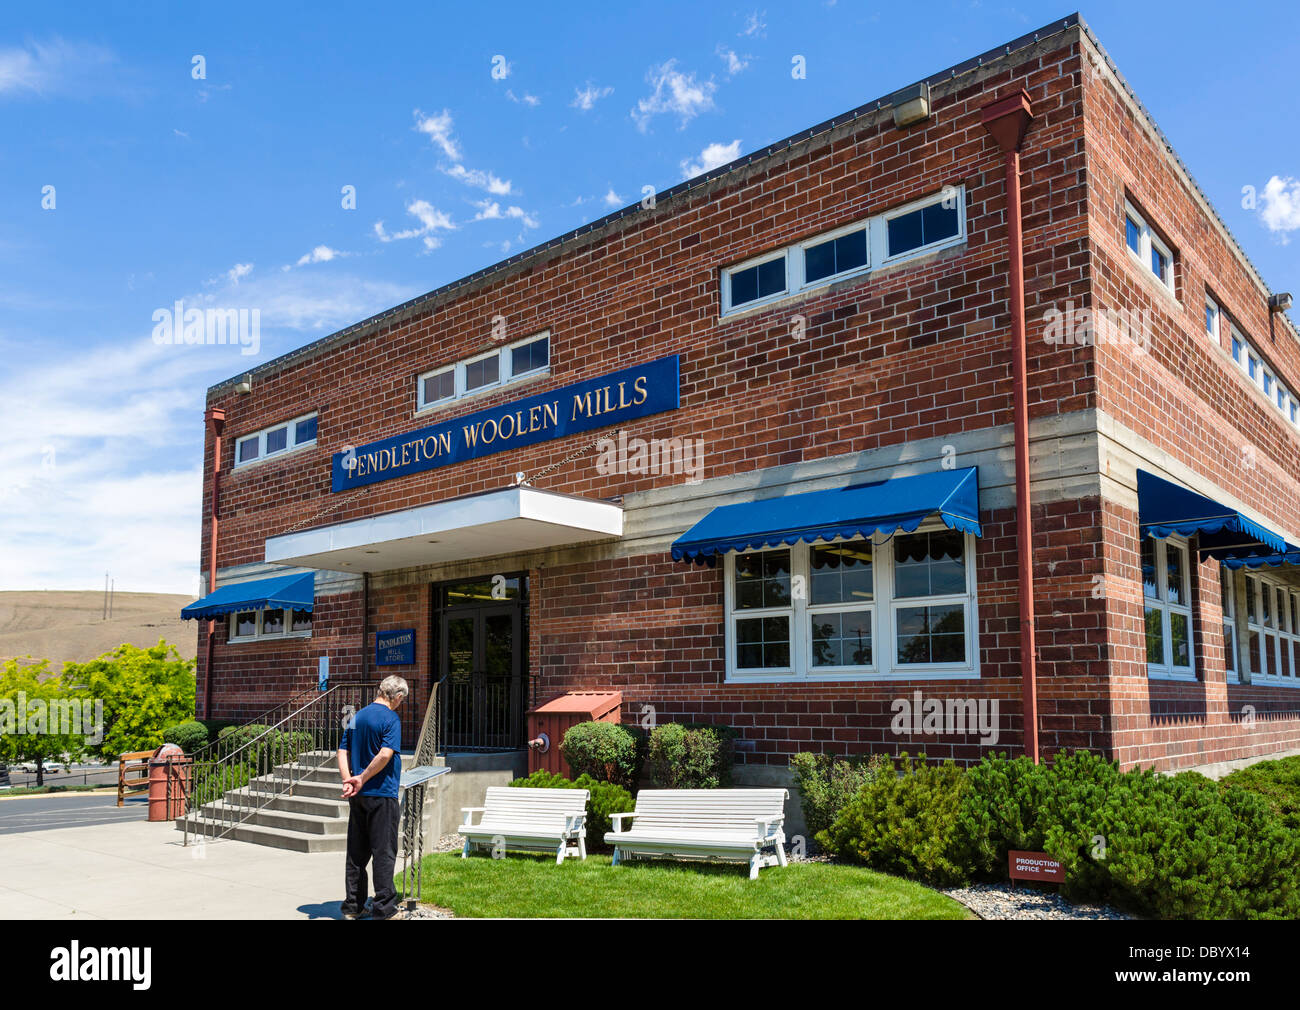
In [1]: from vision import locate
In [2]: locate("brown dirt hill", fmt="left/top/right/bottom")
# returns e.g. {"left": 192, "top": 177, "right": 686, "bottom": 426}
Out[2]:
{"left": 0, "top": 591, "right": 197, "bottom": 670}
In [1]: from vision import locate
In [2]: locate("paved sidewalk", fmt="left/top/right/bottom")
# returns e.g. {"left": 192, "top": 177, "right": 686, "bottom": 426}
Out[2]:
{"left": 0, "top": 816, "right": 351, "bottom": 919}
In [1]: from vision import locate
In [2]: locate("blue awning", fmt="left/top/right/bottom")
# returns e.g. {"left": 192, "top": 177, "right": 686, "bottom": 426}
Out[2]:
{"left": 181, "top": 572, "right": 316, "bottom": 620}
{"left": 671, "top": 467, "right": 981, "bottom": 566}
{"left": 1137, "top": 470, "right": 1287, "bottom": 558}
{"left": 1223, "top": 547, "right": 1300, "bottom": 570}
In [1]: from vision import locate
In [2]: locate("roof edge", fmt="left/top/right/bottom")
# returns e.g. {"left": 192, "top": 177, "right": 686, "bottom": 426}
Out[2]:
{"left": 206, "top": 13, "right": 1084, "bottom": 398}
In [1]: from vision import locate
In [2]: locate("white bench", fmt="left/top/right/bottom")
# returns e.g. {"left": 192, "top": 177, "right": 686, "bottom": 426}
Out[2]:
{"left": 605, "top": 789, "right": 789, "bottom": 879}
{"left": 460, "top": 786, "right": 589, "bottom": 864}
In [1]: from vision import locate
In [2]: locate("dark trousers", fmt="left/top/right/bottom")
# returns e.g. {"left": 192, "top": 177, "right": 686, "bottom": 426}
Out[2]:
{"left": 343, "top": 795, "right": 400, "bottom": 918}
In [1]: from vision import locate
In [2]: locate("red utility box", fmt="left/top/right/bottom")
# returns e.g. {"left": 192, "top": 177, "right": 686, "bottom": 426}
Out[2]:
{"left": 526, "top": 691, "right": 623, "bottom": 777}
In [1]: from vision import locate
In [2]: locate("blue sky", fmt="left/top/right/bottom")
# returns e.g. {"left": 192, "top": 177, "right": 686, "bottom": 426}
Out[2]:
{"left": 0, "top": 1, "right": 1297, "bottom": 595}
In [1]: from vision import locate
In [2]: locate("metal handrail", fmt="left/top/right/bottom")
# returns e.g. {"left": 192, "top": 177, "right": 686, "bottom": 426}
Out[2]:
{"left": 179, "top": 680, "right": 380, "bottom": 846}
{"left": 188, "top": 682, "right": 323, "bottom": 763}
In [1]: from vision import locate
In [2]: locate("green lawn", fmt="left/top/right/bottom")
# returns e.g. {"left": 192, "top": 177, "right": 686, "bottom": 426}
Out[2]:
{"left": 410, "top": 851, "right": 972, "bottom": 919}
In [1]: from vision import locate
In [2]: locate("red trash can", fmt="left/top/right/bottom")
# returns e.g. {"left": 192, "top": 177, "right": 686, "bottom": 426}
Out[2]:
{"left": 148, "top": 744, "right": 191, "bottom": 821}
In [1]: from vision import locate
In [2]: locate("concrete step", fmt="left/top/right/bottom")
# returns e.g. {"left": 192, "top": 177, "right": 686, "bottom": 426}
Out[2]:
{"left": 188, "top": 799, "right": 348, "bottom": 835}
{"left": 177, "top": 812, "right": 347, "bottom": 853}
{"left": 245, "top": 775, "right": 343, "bottom": 800}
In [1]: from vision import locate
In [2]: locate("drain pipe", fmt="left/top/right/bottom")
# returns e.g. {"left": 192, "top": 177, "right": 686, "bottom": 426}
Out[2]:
{"left": 203, "top": 406, "right": 226, "bottom": 721}
{"left": 981, "top": 89, "right": 1039, "bottom": 763}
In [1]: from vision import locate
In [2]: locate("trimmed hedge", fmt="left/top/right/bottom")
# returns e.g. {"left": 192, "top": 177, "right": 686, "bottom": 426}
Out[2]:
{"left": 509, "top": 769, "right": 634, "bottom": 850}
{"left": 560, "top": 721, "right": 639, "bottom": 787}
{"left": 646, "top": 723, "right": 737, "bottom": 789}
{"left": 162, "top": 720, "right": 209, "bottom": 755}
{"left": 815, "top": 751, "right": 1300, "bottom": 920}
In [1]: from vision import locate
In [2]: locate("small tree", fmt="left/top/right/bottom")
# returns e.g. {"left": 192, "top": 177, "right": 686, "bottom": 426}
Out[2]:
{"left": 0, "top": 660, "right": 88, "bottom": 787}
{"left": 64, "top": 640, "right": 196, "bottom": 761}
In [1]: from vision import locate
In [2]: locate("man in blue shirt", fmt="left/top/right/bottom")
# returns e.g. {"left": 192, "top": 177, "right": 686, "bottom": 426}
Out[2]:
{"left": 337, "top": 675, "right": 407, "bottom": 920}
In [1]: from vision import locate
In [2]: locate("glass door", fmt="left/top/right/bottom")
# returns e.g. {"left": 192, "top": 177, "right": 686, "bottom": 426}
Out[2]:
{"left": 439, "top": 602, "right": 524, "bottom": 750}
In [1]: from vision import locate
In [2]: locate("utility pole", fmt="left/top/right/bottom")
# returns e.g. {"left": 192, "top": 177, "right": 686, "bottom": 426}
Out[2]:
{"left": 102, "top": 572, "right": 109, "bottom": 621}
{"left": 108, "top": 579, "right": 115, "bottom": 620}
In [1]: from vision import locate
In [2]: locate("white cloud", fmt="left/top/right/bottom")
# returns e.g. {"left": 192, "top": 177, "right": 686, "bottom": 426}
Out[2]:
{"left": 226, "top": 263, "right": 253, "bottom": 285}
{"left": 603, "top": 188, "right": 624, "bottom": 208}
{"left": 739, "top": 10, "right": 767, "bottom": 37}
{"left": 506, "top": 89, "right": 540, "bottom": 107}
{"left": 0, "top": 38, "right": 116, "bottom": 98}
{"left": 442, "top": 163, "right": 513, "bottom": 195}
{"left": 1259, "top": 176, "right": 1300, "bottom": 241}
{"left": 413, "top": 108, "right": 461, "bottom": 160}
{"left": 0, "top": 267, "right": 418, "bottom": 593}
{"left": 681, "top": 140, "right": 742, "bottom": 179}
{"left": 632, "top": 61, "right": 716, "bottom": 131}
{"left": 472, "top": 200, "right": 539, "bottom": 229}
{"left": 373, "top": 199, "right": 456, "bottom": 252}
{"left": 571, "top": 84, "right": 613, "bottom": 111}
{"left": 717, "top": 46, "right": 749, "bottom": 76}
{"left": 293, "top": 245, "right": 344, "bottom": 267}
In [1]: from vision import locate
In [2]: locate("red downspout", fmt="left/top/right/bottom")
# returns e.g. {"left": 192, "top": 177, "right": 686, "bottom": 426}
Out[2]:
{"left": 203, "top": 406, "right": 226, "bottom": 721}
{"left": 982, "top": 89, "right": 1039, "bottom": 763}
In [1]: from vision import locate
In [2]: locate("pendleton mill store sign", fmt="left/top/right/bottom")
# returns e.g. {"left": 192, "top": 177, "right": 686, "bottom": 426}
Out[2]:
{"left": 331, "top": 355, "right": 681, "bottom": 492}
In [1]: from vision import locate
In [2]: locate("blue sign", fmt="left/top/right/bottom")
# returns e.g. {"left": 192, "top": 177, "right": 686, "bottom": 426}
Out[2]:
{"left": 332, "top": 355, "right": 680, "bottom": 492}
{"left": 375, "top": 628, "right": 415, "bottom": 666}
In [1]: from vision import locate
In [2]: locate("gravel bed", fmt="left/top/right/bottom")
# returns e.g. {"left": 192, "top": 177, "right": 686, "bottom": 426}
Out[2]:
{"left": 390, "top": 902, "right": 454, "bottom": 920}
{"left": 943, "top": 882, "right": 1131, "bottom": 920}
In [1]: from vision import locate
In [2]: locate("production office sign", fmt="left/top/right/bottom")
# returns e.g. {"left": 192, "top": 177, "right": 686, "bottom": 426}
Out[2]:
{"left": 331, "top": 354, "right": 680, "bottom": 492}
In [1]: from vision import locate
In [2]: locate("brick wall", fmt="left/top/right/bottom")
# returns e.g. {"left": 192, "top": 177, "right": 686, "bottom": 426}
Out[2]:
{"left": 193, "top": 25, "right": 1300, "bottom": 773}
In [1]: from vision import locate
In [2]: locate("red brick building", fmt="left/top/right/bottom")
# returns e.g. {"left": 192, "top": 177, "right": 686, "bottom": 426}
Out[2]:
{"left": 186, "top": 14, "right": 1300, "bottom": 780}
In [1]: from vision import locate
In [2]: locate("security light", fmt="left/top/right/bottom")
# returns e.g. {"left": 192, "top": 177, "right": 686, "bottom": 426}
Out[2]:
{"left": 892, "top": 82, "right": 931, "bottom": 128}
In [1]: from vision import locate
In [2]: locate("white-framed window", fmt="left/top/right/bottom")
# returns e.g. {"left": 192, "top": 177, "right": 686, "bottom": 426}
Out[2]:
{"left": 1224, "top": 319, "right": 1300, "bottom": 429}
{"left": 719, "top": 187, "right": 966, "bottom": 317}
{"left": 416, "top": 331, "right": 551, "bottom": 412}
{"left": 228, "top": 607, "right": 313, "bottom": 643}
{"left": 882, "top": 189, "right": 964, "bottom": 263}
{"left": 1221, "top": 565, "right": 1238, "bottom": 683}
{"left": 720, "top": 248, "right": 789, "bottom": 314}
{"left": 1123, "top": 202, "right": 1175, "bottom": 295}
{"left": 507, "top": 332, "right": 549, "bottom": 379}
{"left": 723, "top": 526, "right": 979, "bottom": 682}
{"left": 233, "top": 412, "right": 318, "bottom": 469}
{"left": 1141, "top": 536, "right": 1194, "bottom": 679}
{"left": 1205, "top": 295, "right": 1221, "bottom": 344}
{"left": 1244, "top": 573, "right": 1300, "bottom": 686}
{"left": 462, "top": 347, "right": 502, "bottom": 394}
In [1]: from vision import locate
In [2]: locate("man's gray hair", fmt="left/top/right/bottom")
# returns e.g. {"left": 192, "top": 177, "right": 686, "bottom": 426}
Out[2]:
{"left": 378, "top": 675, "right": 409, "bottom": 702}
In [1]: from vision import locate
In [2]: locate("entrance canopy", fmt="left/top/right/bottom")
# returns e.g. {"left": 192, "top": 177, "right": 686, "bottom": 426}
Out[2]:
{"left": 181, "top": 571, "right": 315, "bottom": 620}
{"left": 1137, "top": 470, "right": 1287, "bottom": 560}
{"left": 265, "top": 485, "right": 623, "bottom": 573}
{"left": 671, "top": 466, "right": 982, "bottom": 566}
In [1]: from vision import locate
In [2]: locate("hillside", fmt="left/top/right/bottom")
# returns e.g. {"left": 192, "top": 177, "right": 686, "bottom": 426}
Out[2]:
{"left": 0, "top": 591, "right": 197, "bottom": 669}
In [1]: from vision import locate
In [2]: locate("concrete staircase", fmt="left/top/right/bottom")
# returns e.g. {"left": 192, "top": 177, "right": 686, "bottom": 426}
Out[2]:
{"left": 174, "top": 749, "right": 525, "bottom": 853}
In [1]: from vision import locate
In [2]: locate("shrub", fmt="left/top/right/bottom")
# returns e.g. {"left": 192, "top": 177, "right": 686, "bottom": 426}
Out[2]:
{"left": 162, "top": 720, "right": 209, "bottom": 755}
{"left": 790, "top": 752, "right": 893, "bottom": 840}
{"left": 646, "top": 722, "right": 737, "bottom": 788}
{"left": 213, "top": 724, "right": 314, "bottom": 767}
{"left": 560, "top": 721, "right": 638, "bottom": 787}
{"left": 1221, "top": 755, "right": 1300, "bottom": 831}
{"left": 684, "top": 722, "right": 738, "bottom": 786}
{"left": 820, "top": 755, "right": 974, "bottom": 887}
{"left": 509, "top": 769, "right": 634, "bottom": 850}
